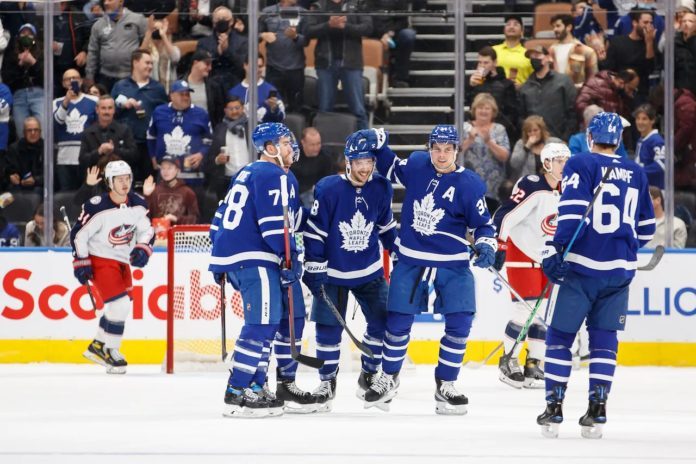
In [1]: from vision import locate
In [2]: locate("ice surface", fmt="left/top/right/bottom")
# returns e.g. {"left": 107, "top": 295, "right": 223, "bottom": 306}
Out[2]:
{"left": 0, "top": 364, "right": 694, "bottom": 464}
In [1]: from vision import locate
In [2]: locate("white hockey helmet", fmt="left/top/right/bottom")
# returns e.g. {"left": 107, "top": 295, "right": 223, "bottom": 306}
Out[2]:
{"left": 104, "top": 160, "right": 132, "bottom": 190}
{"left": 540, "top": 143, "right": 571, "bottom": 172}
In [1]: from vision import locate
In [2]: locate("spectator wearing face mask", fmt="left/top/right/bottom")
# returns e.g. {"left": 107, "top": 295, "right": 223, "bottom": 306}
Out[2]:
{"left": 195, "top": 6, "right": 248, "bottom": 88}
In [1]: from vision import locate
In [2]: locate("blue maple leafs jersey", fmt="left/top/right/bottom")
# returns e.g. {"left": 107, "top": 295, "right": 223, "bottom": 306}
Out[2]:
{"left": 555, "top": 151, "right": 656, "bottom": 278}
{"left": 375, "top": 147, "right": 495, "bottom": 268}
{"left": 304, "top": 174, "right": 397, "bottom": 287}
{"left": 635, "top": 129, "right": 665, "bottom": 189}
{"left": 208, "top": 161, "right": 303, "bottom": 273}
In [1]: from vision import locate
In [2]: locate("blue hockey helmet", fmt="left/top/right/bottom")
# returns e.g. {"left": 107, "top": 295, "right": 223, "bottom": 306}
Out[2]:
{"left": 429, "top": 124, "right": 460, "bottom": 148}
{"left": 252, "top": 122, "right": 299, "bottom": 163}
{"left": 344, "top": 131, "right": 376, "bottom": 162}
{"left": 587, "top": 112, "right": 623, "bottom": 146}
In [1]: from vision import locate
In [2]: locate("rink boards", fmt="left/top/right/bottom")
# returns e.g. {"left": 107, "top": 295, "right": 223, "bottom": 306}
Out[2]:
{"left": 0, "top": 248, "right": 694, "bottom": 366}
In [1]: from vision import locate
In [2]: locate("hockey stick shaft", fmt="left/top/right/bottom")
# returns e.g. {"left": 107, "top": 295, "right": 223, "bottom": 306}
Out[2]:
{"left": 61, "top": 206, "right": 98, "bottom": 312}
{"left": 280, "top": 176, "right": 324, "bottom": 369}
{"left": 319, "top": 287, "right": 374, "bottom": 358}
{"left": 502, "top": 166, "right": 615, "bottom": 360}
{"left": 219, "top": 280, "right": 228, "bottom": 362}
{"left": 638, "top": 245, "right": 664, "bottom": 271}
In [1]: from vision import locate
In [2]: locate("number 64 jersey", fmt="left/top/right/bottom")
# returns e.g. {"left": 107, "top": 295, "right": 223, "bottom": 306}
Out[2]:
{"left": 209, "top": 161, "right": 304, "bottom": 273}
{"left": 555, "top": 151, "right": 656, "bottom": 279}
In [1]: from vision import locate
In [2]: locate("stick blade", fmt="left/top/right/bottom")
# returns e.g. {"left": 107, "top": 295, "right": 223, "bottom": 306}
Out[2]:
{"left": 638, "top": 245, "right": 665, "bottom": 271}
{"left": 293, "top": 351, "right": 325, "bottom": 369}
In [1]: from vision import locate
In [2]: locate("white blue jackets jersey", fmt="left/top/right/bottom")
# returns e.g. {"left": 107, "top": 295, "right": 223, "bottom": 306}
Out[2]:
{"left": 493, "top": 174, "right": 560, "bottom": 263}
{"left": 375, "top": 147, "right": 496, "bottom": 268}
{"left": 635, "top": 129, "right": 665, "bottom": 189}
{"left": 555, "top": 151, "right": 656, "bottom": 279}
{"left": 70, "top": 192, "right": 154, "bottom": 264}
{"left": 146, "top": 103, "right": 213, "bottom": 184}
{"left": 304, "top": 174, "right": 397, "bottom": 287}
{"left": 53, "top": 94, "right": 98, "bottom": 165}
{"left": 209, "top": 161, "right": 304, "bottom": 273}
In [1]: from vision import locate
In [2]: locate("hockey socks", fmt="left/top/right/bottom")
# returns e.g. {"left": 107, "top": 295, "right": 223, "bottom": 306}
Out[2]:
{"left": 250, "top": 341, "right": 272, "bottom": 386}
{"left": 275, "top": 317, "right": 305, "bottom": 380}
{"left": 361, "top": 332, "right": 384, "bottom": 374}
{"left": 587, "top": 328, "right": 618, "bottom": 397}
{"left": 434, "top": 312, "right": 473, "bottom": 381}
{"left": 381, "top": 312, "right": 414, "bottom": 376}
{"left": 544, "top": 327, "right": 575, "bottom": 394}
{"left": 316, "top": 324, "right": 342, "bottom": 381}
{"left": 229, "top": 324, "right": 278, "bottom": 388}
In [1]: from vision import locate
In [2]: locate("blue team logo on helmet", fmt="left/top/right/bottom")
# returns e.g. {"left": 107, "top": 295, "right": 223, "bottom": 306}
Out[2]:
{"left": 587, "top": 112, "right": 623, "bottom": 146}
{"left": 429, "top": 124, "right": 460, "bottom": 147}
{"left": 344, "top": 131, "right": 376, "bottom": 162}
{"left": 252, "top": 122, "right": 298, "bottom": 161}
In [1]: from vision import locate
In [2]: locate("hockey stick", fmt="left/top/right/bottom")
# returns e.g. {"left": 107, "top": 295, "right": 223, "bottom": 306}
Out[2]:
{"left": 638, "top": 245, "right": 664, "bottom": 271}
{"left": 280, "top": 175, "right": 324, "bottom": 369}
{"left": 60, "top": 206, "right": 98, "bottom": 312}
{"left": 498, "top": 166, "right": 615, "bottom": 368}
{"left": 463, "top": 341, "right": 504, "bottom": 368}
{"left": 219, "top": 279, "right": 228, "bottom": 362}
{"left": 318, "top": 287, "right": 374, "bottom": 358}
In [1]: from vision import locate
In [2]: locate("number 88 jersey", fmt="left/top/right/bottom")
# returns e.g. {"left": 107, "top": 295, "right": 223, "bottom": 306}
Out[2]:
{"left": 554, "top": 151, "right": 656, "bottom": 279}
{"left": 209, "top": 161, "right": 303, "bottom": 273}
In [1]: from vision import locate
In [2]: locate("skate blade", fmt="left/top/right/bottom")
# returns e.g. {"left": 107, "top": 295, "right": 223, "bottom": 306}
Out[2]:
{"left": 106, "top": 365, "right": 127, "bottom": 375}
{"left": 435, "top": 402, "right": 467, "bottom": 416}
{"left": 363, "top": 391, "right": 397, "bottom": 411}
{"left": 523, "top": 377, "right": 545, "bottom": 389}
{"left": 83, "top": 351, "right": 108, "bottom": 368}
{"left": 498, "top": 372, "right": 523, "bottom": 389}
{"left": 581, "top": 424, "right": 603, "bottom": 439}
{"left": 540, "top": 423, "right": 560, "bottom": 438}
{"left": 355, "top": 388, "right": 367, "bottom": 401}
{"left": 267, "top": 406, "right": 285, "bottom": 417}
{"left": 315, "top": 401, "right": 333, "bottom": 413}
{"left": 222, "top": 405, "right": 270, "bottom": 419}
{"left": 284, "top": 402, "right": 319, "bottom": 414}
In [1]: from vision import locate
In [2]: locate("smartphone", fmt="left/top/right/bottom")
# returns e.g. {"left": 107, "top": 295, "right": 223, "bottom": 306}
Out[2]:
{"left": 70, "top": 80, "right": 80, "bottom": 94}
{"left": 268, "top": 90, "right": 278, "bottom": 99}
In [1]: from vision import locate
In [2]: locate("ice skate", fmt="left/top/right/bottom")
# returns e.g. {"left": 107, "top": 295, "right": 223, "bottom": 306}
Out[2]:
{"left": 579, "top": 385, "right": 608, "bottom": 439}
{"left": 434, "top": 379, "right": 468, "bottom": 415}
{"left": 276, "top": 372, "right": 318, "bottom": 414}
{"left": 312, "top": 377, "right": 336, "bottom": 413}
{"left": 357, "top": 370, "right": 390, "bottom": 411}
{"left": 537, "top": 386, "right": 565, "bottom": 438}
{"left": 223, "top": 386, "right": 271, "bottom": 418}
{"left": 523, "top": 357, "right": 545, "bottom": 389}
{"left": 498, "top": 354, "right": 524, "bottom": 389}
{"left": 250, "top": 382, "right": 284, "bottom": 417}
{"left": 363, "top": 373, "right": 399, "bottom": 411}
{"left": 83, "top": 340, "right": 127, "bottom": 374}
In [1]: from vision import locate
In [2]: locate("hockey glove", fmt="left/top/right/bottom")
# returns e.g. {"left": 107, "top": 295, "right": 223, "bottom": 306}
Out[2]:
{"left": 213, "top": 272, "right": 226, "bottom": 284}
{"left": 280, "top": 251, "right": 302, "bottom": 288}
{"left": 365, "top": 128, "right": 388, "bottom": 150}
{"left": 73, "top": 258, "right": 93, "bottom": 284}
{"left": 541, "top": 241, "right": 569, "bottom": 284}
{"left": 130, "top": 244, "right": 152, "bottom": 268}
{"left": 472, "top": 237, "right": 497, "bottom": 269}
{"left": 493, "top": 241, "right": 507, "bottom": 272}
{"left": 302, "top": 261, "right": 328, "bottom": 297}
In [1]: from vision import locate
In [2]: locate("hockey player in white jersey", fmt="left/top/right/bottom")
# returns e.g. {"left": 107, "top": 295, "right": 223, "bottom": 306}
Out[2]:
{"left": 70, "top": 160, "right": 154, "bottom": 374}
{"left": 304, "top": 131, "right": 397, "bottom": 412}
{"left": 360, "top": 125, "right": 497, "bottom": 415}
{"left": 209, "top": 122, "right": 316, "bottom": 418}
{"left": 492, "top": 143, "right": 570, "bottom": 389}
{"left": 537, "top": 112, "right": 656, "bottom": 439}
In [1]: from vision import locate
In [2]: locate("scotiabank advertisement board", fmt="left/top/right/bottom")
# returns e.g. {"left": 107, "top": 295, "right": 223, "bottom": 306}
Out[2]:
{"left": 1, "top": 249, "right": 694, "bottom": 365}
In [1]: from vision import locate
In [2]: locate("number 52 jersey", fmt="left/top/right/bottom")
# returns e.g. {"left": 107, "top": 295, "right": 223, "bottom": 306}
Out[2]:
{"left": 208, "top": 161, "right": 303, "bottom": 273}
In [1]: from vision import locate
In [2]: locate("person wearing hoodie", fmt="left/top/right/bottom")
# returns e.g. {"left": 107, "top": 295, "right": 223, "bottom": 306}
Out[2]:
{"left": 143, "top": 155, "right": 200, "bottom": 225}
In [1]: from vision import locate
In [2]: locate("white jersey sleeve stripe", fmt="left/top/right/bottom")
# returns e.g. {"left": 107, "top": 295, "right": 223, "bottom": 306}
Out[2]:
{"left": 209, "top": 251, "right": 281, "bottom": 266}
{"left": 307, "top": 219, "right": 328, "bottom": 237}
{"left": 558, "top": 199, "right": 590, "bottom": 207}
{"left": 638, "top": 218, "right": 656, "bottom": 226}
{"left": 261, "top": 229, "right": 284, "bottom": 238}
{"left": 258, "top": 215, "right": 284, "bottom": 225}
{"left": 557, "top": 214, "right": 583, "bottom": 222}
{"left": 303, "top": 232, "right": 324, "bottom": 243}
{"left": 565, "top": 253, "right": 637, "bottom": 271}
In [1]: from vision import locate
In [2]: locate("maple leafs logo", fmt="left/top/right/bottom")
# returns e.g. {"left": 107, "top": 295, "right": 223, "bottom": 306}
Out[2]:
{"left": 412, "top": 193, "right": 444, "bottom": 236}
{"left": 338, "top": 211, "right": 374, "bottom": 253}
{"left": 163, "top": 126, "right": 191, "bottom": 156}
{"left": 66, "top": 108, "right": 88, "bottom": 134}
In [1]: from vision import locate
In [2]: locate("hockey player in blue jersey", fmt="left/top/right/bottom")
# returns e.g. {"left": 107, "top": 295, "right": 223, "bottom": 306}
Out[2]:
{"left": 303, "top": 131, "right": 397, "bottom": 412}
{"left": 360, "top": 125, "right": 497, "bottom": 415}
{"left": 633, "top": 104, "right": 665, "bottom": 189}
{"left": 537, "top": 112, "right": 656, "bottom": 439}
{"left": 209, "top": 122, "right": 316, "bottom": 417}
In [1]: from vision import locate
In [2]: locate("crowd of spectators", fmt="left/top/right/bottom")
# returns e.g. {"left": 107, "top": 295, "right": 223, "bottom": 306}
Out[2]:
{"left": 0, "top": 0, "right": 693, "bottom": 248}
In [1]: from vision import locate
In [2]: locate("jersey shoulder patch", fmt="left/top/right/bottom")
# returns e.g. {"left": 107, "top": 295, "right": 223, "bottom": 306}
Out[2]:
{"left": 526, "top": 175, "right": 540, "bottom": 182}
{"left": 89, "top": 195, "right": 102, "bottom": 205}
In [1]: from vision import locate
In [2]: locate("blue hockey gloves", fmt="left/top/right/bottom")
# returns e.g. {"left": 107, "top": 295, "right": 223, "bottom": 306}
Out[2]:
{"left": 73, "top": 258, "right": 93, "bottom": 284}
{"left": 302, "top": 261, "right": 328, "bottom": 297}
{"left": 280, "top": 251, "right": 302, "bottom": 288}
{"left": 472, "top": 237, "right": 496, "bottom": 269}
{"left": 130, "top": 244, "right": 152, "bottom": 268}
{"left": 541, "top": 241, "right": 569, "bottom": 284}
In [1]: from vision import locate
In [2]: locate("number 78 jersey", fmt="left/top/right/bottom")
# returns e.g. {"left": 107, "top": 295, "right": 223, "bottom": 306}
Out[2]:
{"left": 555, "top": 151, "right": 656, "bottom": 278}
{"left": 208, "top": 161, "right": 303, "bottom": 273}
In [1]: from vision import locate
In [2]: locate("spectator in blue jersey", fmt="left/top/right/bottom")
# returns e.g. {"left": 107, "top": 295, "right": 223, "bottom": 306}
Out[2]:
{"left": 5, "top": 117, "right": 43, "bottom": 193}
{"left": 0, "top": 211, "right": 20, "bottom": 247}
{"left": 633, "top": 103, "right": 665, "bottom": 189}
{"left": 0, "top": 82, "right": 12, "bottom": 153}
{"left": 112, "top": 49, "right": 168, "bottom": 182}
{"left": 305, "top": 0, "right": 372, "bottom": 130}
{"left": 572, "top": 1, "right": 604, "bottom": 42}
{"left": 569, "top": 104, "right": 629, "bottom": 157}
{"left": 53, "top": 69, "right": 99, "bottom": 191}
{"left": 147, "top": 80, "right": 213, "bottom": 187}
{"left": 260, "top": 0, "right": 309, "bottom": 112}
{"left": 196, "top": 6, "right": 248, "bottom": 88}
{"left": 228, "top": 55, "right": 286, "bottom": 124}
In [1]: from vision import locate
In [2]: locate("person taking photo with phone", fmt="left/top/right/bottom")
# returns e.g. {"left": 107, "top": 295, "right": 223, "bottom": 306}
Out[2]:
{"left": 228, "top": 55, "right": 286, "bottom": 123}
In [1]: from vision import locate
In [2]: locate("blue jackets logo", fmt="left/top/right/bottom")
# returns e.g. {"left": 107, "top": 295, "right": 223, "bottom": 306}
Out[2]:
{"left": 108, "top": 224, "right": 136, "bottom": 247}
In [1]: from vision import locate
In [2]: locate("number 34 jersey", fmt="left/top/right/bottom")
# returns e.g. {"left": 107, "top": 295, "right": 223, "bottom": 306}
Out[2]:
{"left": 555, "top": 151, "right": 656, "bottom": 279}
{"left": 208, "top": 161, "right": 303, "bottom": 273}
